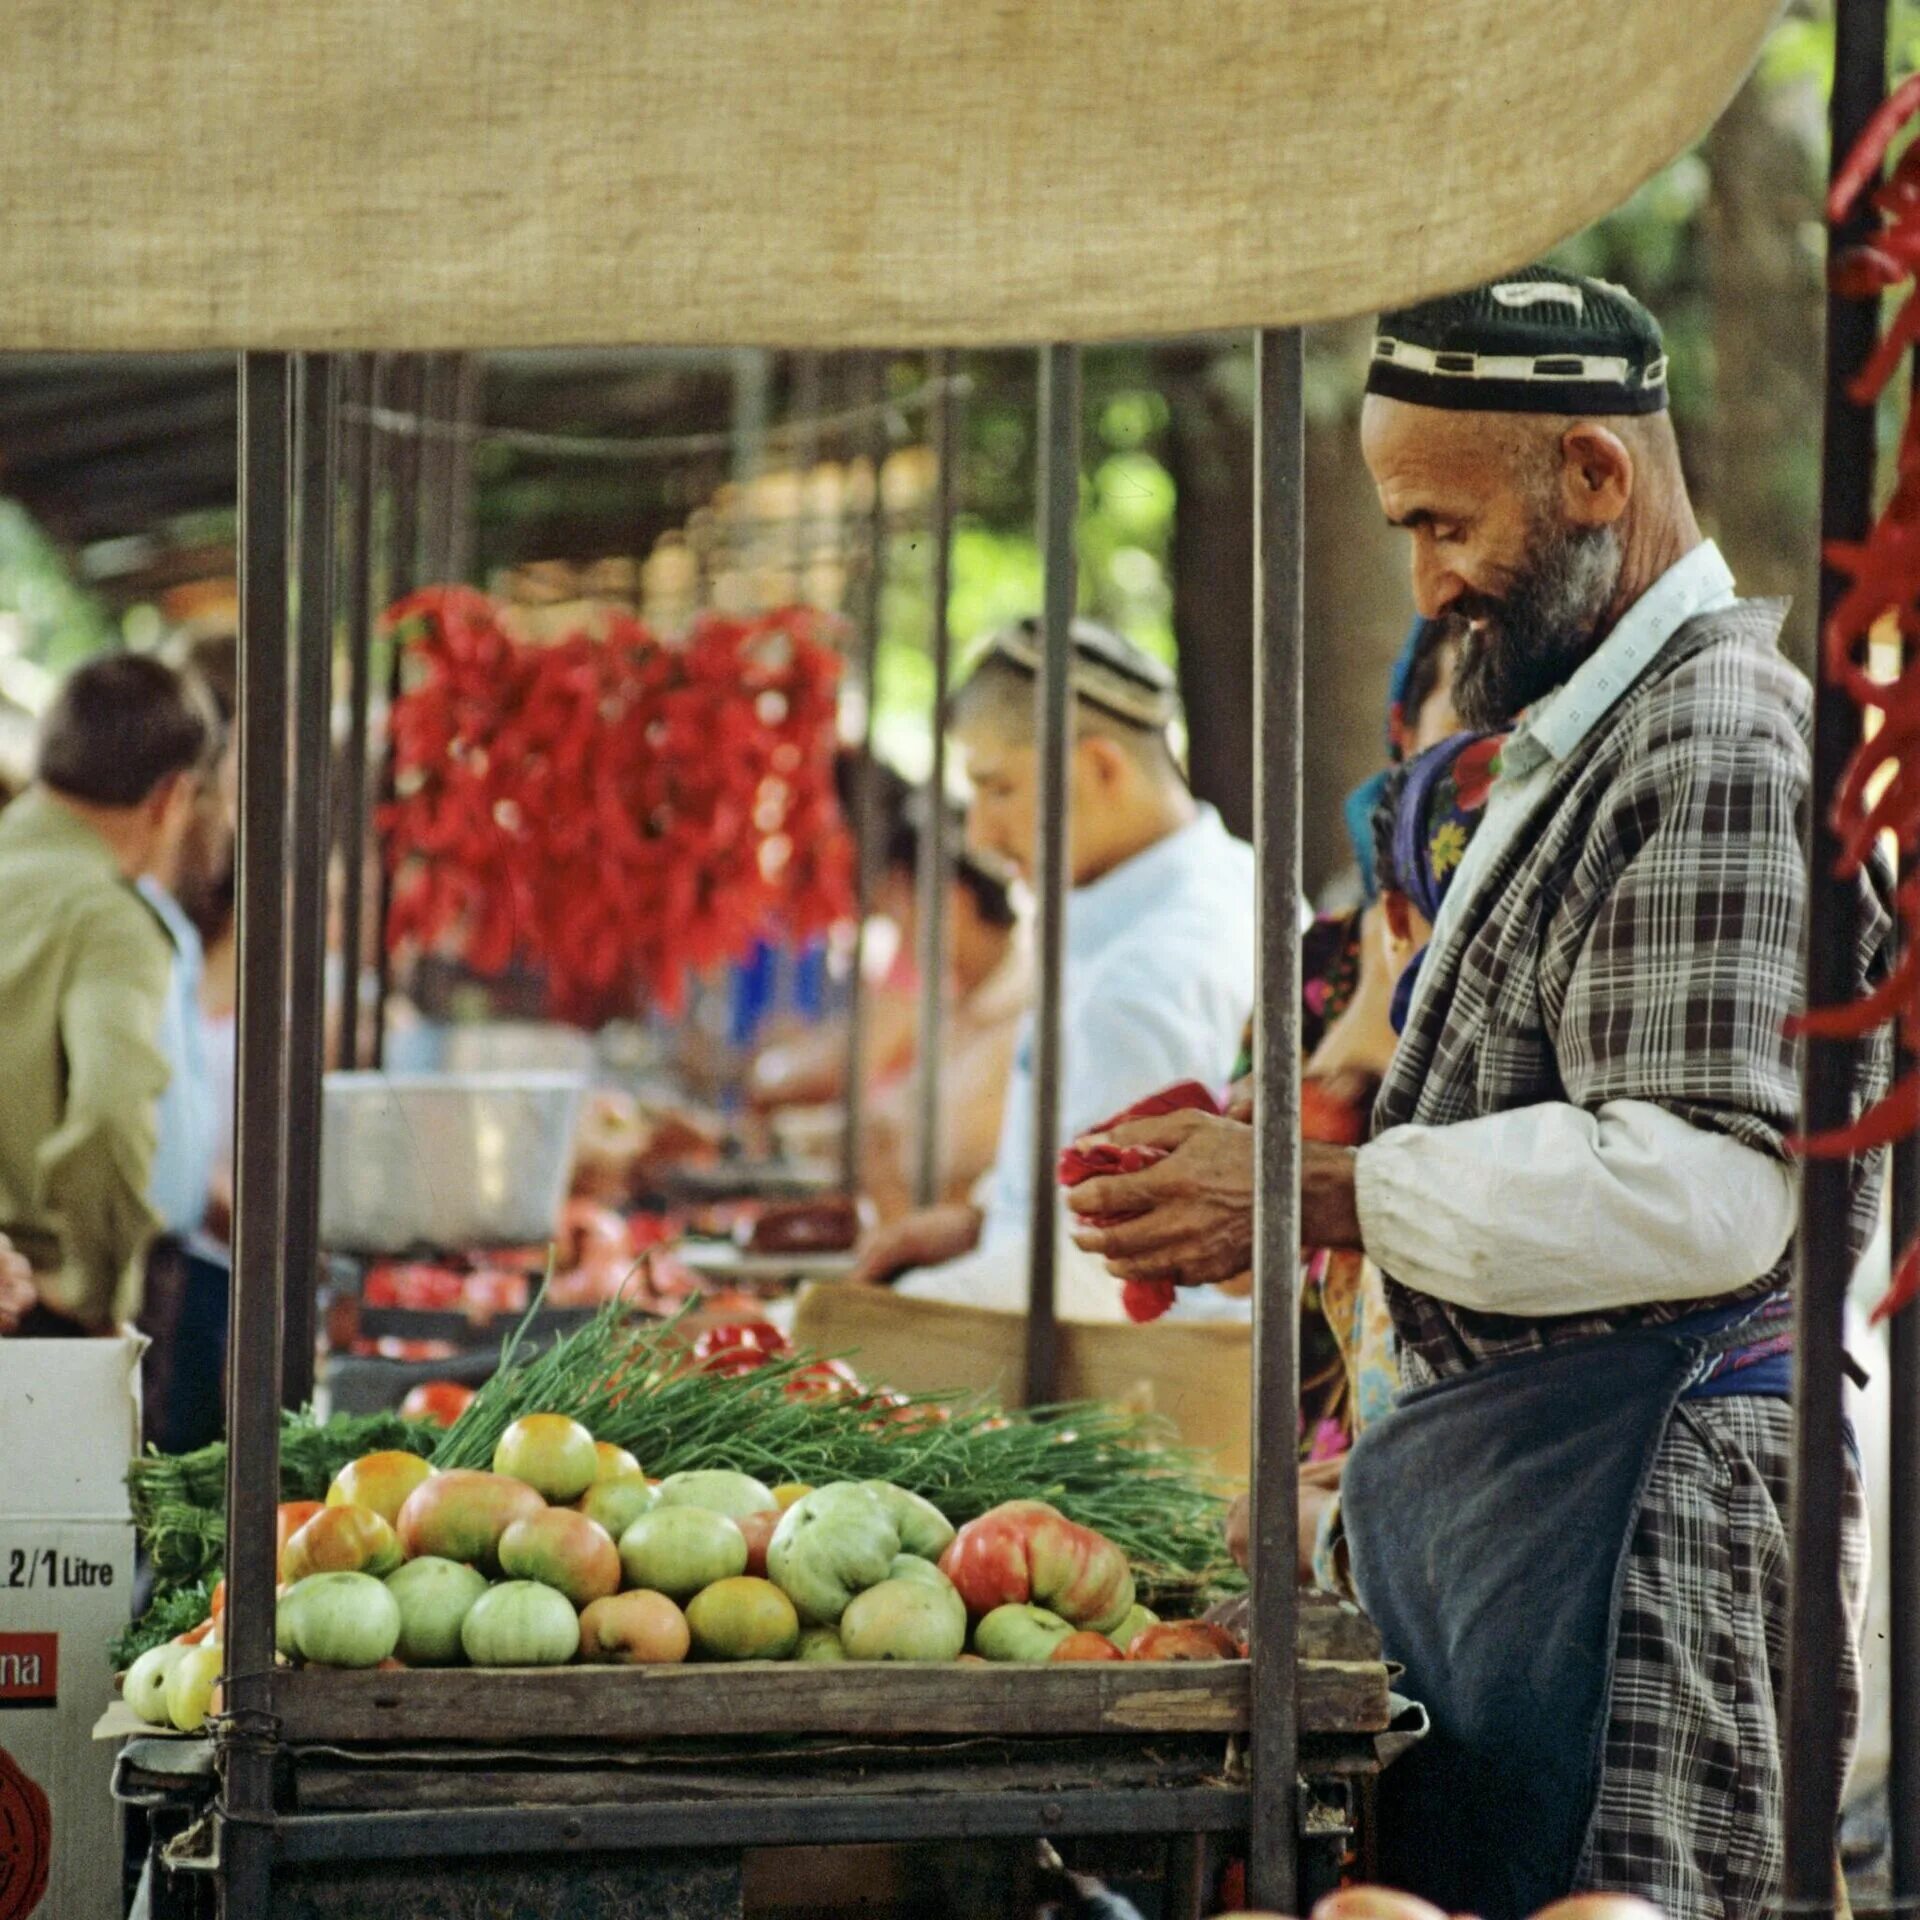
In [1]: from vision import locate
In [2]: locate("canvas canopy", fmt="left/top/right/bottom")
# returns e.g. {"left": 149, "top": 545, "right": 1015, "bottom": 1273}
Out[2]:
{"left": 6, "top": 0, "right": 1775, "bottom": 350}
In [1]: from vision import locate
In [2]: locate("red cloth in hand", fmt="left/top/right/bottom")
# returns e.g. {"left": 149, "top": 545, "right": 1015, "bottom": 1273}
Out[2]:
{"left": 1057, "top": 1082, "right": 1223, "bottom": 1322}
{"left": 1057, "top": 1077, "right": 1366, "bottom": 1323}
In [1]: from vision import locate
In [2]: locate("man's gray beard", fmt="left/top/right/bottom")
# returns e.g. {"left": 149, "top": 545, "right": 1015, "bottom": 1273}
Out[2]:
{"left": 1450, "top": 521, "right": 1623, "bottom": 730}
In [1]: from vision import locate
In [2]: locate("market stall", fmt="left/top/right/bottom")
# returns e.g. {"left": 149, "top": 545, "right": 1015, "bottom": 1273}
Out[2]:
{"left": 7, "top": 2, "right": 1892, "bottom": 1917}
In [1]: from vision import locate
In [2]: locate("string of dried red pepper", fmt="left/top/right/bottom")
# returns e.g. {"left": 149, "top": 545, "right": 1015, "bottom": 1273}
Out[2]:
{"left": 379, "top": 589, "right": 854, "bottom": 1028}
{"left": 1796, "top": 78, "right": 1920, "bottom": 1321}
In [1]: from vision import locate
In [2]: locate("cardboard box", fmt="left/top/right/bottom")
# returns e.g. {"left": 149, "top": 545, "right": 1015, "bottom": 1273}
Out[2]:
{"left": 792, "top": 1284, "right": 1254, "bottom": 1482}
{"left": 0, "top": 1336, "right": 142, "bottom": 1920}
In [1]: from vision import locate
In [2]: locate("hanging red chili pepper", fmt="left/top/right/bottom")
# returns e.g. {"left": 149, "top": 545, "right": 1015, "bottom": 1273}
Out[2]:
{"left": 379, "top": 592, "right": 854, "bottom": 1027}
{"left": 1795, "top": 81, "right": 1920, "bottom": 1321}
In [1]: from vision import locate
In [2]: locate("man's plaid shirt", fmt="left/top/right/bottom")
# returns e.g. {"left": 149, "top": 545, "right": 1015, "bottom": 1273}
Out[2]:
{"left": 1371, "top": 598, "right": 1894, "bottom": 1379}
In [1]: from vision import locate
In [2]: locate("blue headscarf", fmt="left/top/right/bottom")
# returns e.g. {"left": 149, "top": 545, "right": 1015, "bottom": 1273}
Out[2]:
{"left": 1344, "top": 615, "right": 1440, "bottom": 897}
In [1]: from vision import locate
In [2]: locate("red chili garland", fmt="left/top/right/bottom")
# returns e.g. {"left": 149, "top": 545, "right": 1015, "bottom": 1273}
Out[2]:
{"left": 1792, "top": 82, "right": 1920, "bottom": 1322}
{"left": 380, "top": 590, "right": 854, "bottom": 1027}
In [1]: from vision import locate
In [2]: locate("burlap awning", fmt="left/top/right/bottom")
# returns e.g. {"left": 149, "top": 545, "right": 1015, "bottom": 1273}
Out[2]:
{"left": 5, "top": 0, "right": 1776, "bottom": 349}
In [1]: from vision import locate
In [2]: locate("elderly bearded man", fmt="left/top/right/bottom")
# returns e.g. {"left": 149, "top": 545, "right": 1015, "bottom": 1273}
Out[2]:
{"left": 1066, "top": 269, "right": 1889, "bottom": 1919}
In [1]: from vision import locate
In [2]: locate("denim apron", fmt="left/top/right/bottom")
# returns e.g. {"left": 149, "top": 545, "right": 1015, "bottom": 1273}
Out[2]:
{"left": 1341, "top": 1309, "right": 1777, "bottom": 1920}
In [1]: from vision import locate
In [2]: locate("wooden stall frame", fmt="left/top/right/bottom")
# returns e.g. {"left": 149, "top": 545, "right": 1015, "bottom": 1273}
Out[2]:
{"left": 215, "top": 328, "right": 1318, "bottom": 1914}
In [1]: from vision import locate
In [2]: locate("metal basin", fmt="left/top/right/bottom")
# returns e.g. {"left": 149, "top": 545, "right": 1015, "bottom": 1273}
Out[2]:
{"left": 319, "top": 1071, "right": 587, "bottom": 1254}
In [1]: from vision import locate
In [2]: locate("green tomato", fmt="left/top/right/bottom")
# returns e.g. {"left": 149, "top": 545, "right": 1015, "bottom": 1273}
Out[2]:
{"left": 766, "top": 1483, "right": 900, "bottom": 1626}
{"left": 654, "top": 1470, "right": 778, "bottom": 1522}
{"left": 576, "top": 1476, "right": 655, "bottom": 1540}
{"left": 618, "top": 1506, "right": 749, "bottom": 1602}
{"left": 125, "top": 1642, "right": 189, "bottom": 1726}
{"left": 887, "top": 1552, "right": 954, "bottom": 1591}
{"left": 840, "top": 1578, "right": 968, "bottom": 1663}
{"left": 276, "top": 1584, "right": 306, "bottom": 1660}
{"left": 1105, "top": 1602, "right": 1160, "bottom": 1655}
{"left": 861, "top": 1482, "right": 956, "bottom": 1561}
{"left": 795, "top": 1627, "right": 848, "bottom": 1663}
{"left": 973, "top": 1602, "right": 1074, "bottom": 1663}
{"left": 460, "top": 1580, "right": 582, "bottom": 1667}
{"left": 385, "top": 1557, "right": 490, "bottom": 1667}
{"left": 883, "top": 1555, "right": 967, "bottom": 1633}
{"left": 282, "top": 1572, "right": 402, "bottom": 1669}
{"left": 685, "top": 1577, "right": 801, "bottom": 1661}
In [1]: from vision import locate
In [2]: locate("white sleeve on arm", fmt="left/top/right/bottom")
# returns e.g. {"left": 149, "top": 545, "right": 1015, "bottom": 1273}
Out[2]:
{"left": 1352, "top": 1097, "right": 1796, "bottom": 1314}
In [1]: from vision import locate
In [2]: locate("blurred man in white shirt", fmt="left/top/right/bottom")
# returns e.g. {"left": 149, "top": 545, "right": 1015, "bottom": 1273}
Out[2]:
{"left": 850, "top": 618, "right": 1253, "bottom": 1320}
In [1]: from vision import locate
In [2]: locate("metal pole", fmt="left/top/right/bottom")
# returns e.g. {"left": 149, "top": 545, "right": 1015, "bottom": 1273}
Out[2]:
{"left": 370, "top": 355, "right": 425, "bottom": 1069}
{"left": 731, "top": 348, "right": 772, "bottom": 485}
{"left": 444, "top": 354, "right": 482, "bottom": 586}
{"left": 842, "top": 353, "right": 888, "bottom": 1194}
{"left": 336, "top": 355, "right": 377, "bottom": 1070}
{"left": 913, "top": 351, "right": 959, "bottom": 1209}
{"left": 1024, "top": 343, "right": 1076, "bottom": 1406}
{"left": 280, "top": 355, "right": 338, "bottom": 1411}
{"left": 1893, "top": 503, "right": 1920, "bottom": 1900}
{"left": 1784, "top": 0, "right": 1887, "bottom": 1903}
{"left": 415, "top": 354, "right": 458, "bottom": 589}
{"left": 1246, "top": 326, "right": 1304, "bottom": 1913}
{"left": 219, "top": 352, "right": 294, "bottom": 1918}
{"left": 1893, "top": 937, "right": 1920, "bottom": 1907}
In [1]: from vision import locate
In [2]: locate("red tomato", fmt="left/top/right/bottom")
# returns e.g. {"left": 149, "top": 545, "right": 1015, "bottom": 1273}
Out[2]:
{"left": 693, "top": 1322, "right": 787, "bottom": 1376}
{"left": 1050, "top": 1632, "right": 1124, "bottom": 1663}
{"left": 941, "top": 1501, "right": 1133, "bottom": 1630}
{"left": 400, "top": 1381, "right": 475, "bottom": 1428}
{"left": 735, "top": 1508, "right": 779, "bottom": 1579}
{"left": 784, "top": 1359, "right": 863, "bottom": 1403}
{"left": 1125, "top": 1621, "right": 1244, "bottom": 1662}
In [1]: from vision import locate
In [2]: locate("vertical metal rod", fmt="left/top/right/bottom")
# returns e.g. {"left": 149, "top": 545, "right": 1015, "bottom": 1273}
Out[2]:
{"left": 1024, "top": 343, "right": 1077, "bottom": 1406}
{"left": 842, "top": 353, "right": 888, "bottom": 1194}
{"left": 1246, "top": 326, "right": 1304, "bottom": 1913}
{"left": 280, "top": 355, "right": 338, "bottom": 1412}
{"left": 336, "top": 355, "right": 377, "bottom": 1070}
{"left": 370, "top": 355, "right": 425, "bottom": 1070}
{"left": 1893, "top": 528, "right": 1920, "bottom": 1897}
{"left": 792, "top": 351, "right": 826, "bottom": 606}
{"left": 443, "top": 355, "right": 483, "bottom": 587}
{"left": 913, "top": 352, "right": 960, "bottom": 1209}
{"left": 1785, "top": 0, "right": 1887, "bottom": 1904}
{"left": 731, "top": 348, "right": 772, "bottom": 486}
{"left": 219, "top": 352, "right": 294, "bottom": 1918}
{"left": 1893, "top": 929, "right": 1920, "bottom": 1905}
{"left": 415, "top": 355, "right": 457, "bottom": 589}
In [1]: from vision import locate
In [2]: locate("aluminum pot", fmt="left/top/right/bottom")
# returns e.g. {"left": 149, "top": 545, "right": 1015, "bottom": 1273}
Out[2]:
{"left": 319, "top": 1071, "right": 587, "bottom": 1253}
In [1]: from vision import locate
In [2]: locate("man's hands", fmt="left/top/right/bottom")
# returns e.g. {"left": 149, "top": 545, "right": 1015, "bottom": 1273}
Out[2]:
{"left": 0, "top": 1235, "right": 37, "bottom": 1336}
{"left": 1065, "top": 1109, "right": 1255, "bottom": 1285}
{"left": 1064, "top": 1109, "right": 1362, "bottom": 1287}
{"left": 848, "top": 1203, "right": 984, "bottom": 1288}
